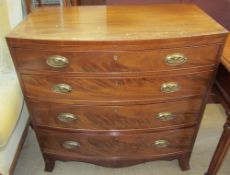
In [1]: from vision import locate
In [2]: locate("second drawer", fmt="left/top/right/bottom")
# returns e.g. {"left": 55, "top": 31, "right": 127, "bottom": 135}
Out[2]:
{"left": 29, "top": 97, "right": 202, "bottom": 131}
{"left": 22, "top": 71, "right": 213, "bottom": 103}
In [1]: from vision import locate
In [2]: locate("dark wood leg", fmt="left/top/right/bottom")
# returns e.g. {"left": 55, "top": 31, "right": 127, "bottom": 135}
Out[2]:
{"left": 30, "top": 122, "right": 34, "bottom": 129}
{"left": 44, "top": 156, "right": 55, "bottom": 172}
{"left": 25, "top": 0, "right": 31, "bottom": 14}
{"left": 70, "top": 0, "right": 78, "bottom": 6}
{"left": 178, "top": 153, "right": 190, "bottom": 171}
{"left": 205, "top": 116, "right": 230, "bottom": 175}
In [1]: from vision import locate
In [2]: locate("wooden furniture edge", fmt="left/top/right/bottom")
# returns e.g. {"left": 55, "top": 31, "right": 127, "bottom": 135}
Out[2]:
{"left": 6, "top": 33, "right": 228, "bottom": 49}
{"left": 221, "top": 34, "right": 230, "bottom": 71}
{"left": 205, "top": 83, "right": 230, "bottom": 175}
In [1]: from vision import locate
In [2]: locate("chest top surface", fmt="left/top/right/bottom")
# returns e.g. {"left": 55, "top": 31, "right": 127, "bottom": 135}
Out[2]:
{"left": 7, "top": 4, "right": 227, "bottom": 42}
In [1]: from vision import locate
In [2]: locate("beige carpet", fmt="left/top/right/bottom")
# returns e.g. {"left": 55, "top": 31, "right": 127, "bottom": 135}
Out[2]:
{"left": 14, "top": 104, "right": 230, "bottom": 175}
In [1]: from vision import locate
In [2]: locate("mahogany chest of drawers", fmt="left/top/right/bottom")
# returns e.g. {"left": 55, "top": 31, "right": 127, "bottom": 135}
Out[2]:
{"left": 6, "top": 4, "right": 228, "bottom": 172}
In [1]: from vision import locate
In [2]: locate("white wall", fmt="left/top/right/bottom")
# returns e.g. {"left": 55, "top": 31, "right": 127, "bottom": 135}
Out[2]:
{"left": 0, "top": 1, "right": 28, "bottom": 175}
{"left": 6, "top": 0, "right": 23, "bottom": 28}
{"left": 0, "top": 0, "right": 23, "bottom": 72}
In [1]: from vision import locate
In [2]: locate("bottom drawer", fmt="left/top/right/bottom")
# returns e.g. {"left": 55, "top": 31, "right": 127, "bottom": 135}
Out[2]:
{"left": 38, "top": 127, "right": 195, "bottom": 159}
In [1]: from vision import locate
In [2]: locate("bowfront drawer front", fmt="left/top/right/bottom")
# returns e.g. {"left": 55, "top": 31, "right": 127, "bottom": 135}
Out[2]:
{"left": 14, "top": 45, "right": 219, "bottom": 74}
{"left": 29, "top": 98, "right": 202, "bottom": 131}
{"left": 39, "top": 127, "right": 195, "bottom": 158}
{"left": 22, "top": 71, "right": 213, "bottom": 103}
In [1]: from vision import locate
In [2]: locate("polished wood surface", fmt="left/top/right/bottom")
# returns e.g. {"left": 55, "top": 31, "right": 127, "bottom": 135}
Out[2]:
{"left": 39, "top": 127, "right": 195, "bottom": 166}
{"left": 85, "top": 0, "right": 230, "bottom": 32}
{"left": 205, "top": 97, "right": 230, "bottom": 175}
{"left": 205, "top": 38, "right": 230, "bottom": 175}
{"left": 14, "top": 45, "right": 219, "bottom": 74}
{"left": 107, "top": 0, "right": 193, "bottom": 4}
{"left": 7, "top": 4, "right": 227, "bottom": 172}
{"left": 22, "top": 72, "right": 212, "bottom": 104}
{"left": 7, "top": 5, "right": 227, "bottom": 42}
{"left": 222, "top": 35, "right": 230, "bottom": 71}
{"left": 29, "top": 98, "right": 202, "bottom": 132}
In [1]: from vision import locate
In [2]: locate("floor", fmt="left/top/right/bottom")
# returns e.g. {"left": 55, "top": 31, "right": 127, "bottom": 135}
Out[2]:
{"left": 14, "top": 104, "right": 230, "bottom": 175}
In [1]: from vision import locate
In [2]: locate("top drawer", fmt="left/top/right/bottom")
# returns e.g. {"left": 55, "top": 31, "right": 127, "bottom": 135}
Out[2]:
{"left": 14, "top": 45, "right": 219, "bottom": 74}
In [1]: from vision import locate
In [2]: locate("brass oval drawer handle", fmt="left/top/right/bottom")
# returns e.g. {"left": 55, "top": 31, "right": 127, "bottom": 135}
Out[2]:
{"left": 52, "top": 84, "right": 72, "bottom": 94}
{"left": 156, "top": 112, "right": 176, "bottom": 121}
{"left": 57, "top": 113, "right": 77, "bottom": 123}
{"left": 62, "top": 141, "right": 80, "bottom": 150}
{"left": 161, "top": 82, "right": 181, "bottom": 93}
{"left": 46, "top": 55, "right": 69, "bottom": 68}
{"left": 154, "top": 140, "right": 169, "bottom": 148}
{"left": 165, "top": 53, "right": 187, "bottom": 66}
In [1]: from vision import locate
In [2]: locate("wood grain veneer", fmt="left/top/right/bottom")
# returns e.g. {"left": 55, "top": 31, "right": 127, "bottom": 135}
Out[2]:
{"left": 39, "top": 127, "right": 195, "bottom": 161}
{"left": 6, "top": 4, "right": 228, "bottom": 172}
{"left": 22, "top": 71, "right": 213, "bottom": 103}
{"left": 222, "top": 35, "right": 230, "bottom": 71}
{"left": 29, "top": 97, "right": 202, "bottom": 132}
{"left": 205, "top": 36, "right": 230, "bottom": 174}
{"left": 13, "top": 45, "right": 219, "bottom": 74}
{"left": 7, "top": 5, "right": 227, "bottom": 42}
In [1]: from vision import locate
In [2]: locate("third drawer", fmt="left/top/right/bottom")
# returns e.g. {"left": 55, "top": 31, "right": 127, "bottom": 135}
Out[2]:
{"left": 29, "top": 97, "right": 202, "bottom": 131}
